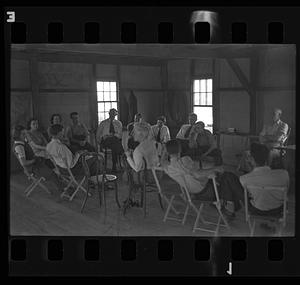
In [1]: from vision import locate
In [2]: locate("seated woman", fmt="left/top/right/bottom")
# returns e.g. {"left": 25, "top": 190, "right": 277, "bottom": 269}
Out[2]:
{"left": 47, "top": 114, "right": 70, "bottom": 146}
{"left": 161, "top": 139, "right": 245, "bottom": 218}
{"left": 25, "top": 118, "right": 55, "bottom": 169}
{"left": 12, "top": 125, "right": 36, "bottom": 173}
{"left": 125, "top": 122, "right": 159, "bottom": 172}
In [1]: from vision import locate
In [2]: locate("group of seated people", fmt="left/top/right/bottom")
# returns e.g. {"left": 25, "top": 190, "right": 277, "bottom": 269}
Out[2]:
{"left": 12, "top": 107, "right": 289, "bottom": 221}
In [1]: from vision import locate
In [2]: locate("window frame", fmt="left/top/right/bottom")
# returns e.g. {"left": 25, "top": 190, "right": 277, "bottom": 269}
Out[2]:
{"left": 191, "top": 76, "right": 214, "bottom": 133}
{"left": 96, "top": 78, "right": 120, "bottom": 123}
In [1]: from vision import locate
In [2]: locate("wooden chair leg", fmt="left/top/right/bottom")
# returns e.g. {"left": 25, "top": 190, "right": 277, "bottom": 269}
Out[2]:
{"left": 81, "top": 182, "right": 90, "bottom": 213}
{"left": 114, "top": 181, "right": 121, "bottom": 208}
{"left": 163, "top": 195, "right": 175, "bottom": 222}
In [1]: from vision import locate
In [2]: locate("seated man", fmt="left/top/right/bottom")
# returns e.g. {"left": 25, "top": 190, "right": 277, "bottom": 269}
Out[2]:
{"left": 66, "top": 112, "right": 95, "bottom": 154}
{"left": 151, "top": 116, "right": 171, "bottom": 144}
{"left": 151, "top": 116, "right": 171, "bottom": 157}
{"left": 176, "top": 113, "right": 198, "bottom": 155}
{"left": 47, "top": 124, "right": 101, "bottom": 177}
{"left": 259, "top": 108, "right": 289, "bottom": 167}
{"left": 240, "top": 142, "right": 289, "bottom": 216}
{"left": 161, "top": 139, "right": 245, "bottom": 217}
{"left": 188, "top": 121, "right": 223, "bottom": 166}
{"left": 97, "top": 108, "right": 124, "bottom": 172}
{"left": 239, "top": 108, "right": 289, "bottom": 173}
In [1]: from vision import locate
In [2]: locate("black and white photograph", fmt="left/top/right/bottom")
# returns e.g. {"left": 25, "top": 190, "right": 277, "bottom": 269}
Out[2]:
{"left": 10, "top": 43, "right": 296, "bottom": 237}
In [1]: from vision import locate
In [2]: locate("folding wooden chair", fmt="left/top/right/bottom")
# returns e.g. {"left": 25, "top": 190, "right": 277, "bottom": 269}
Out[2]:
{"left": 48, "top": 154, "right": 88, "bottom": 201}
{"left": 163, "top": 173, "right": 230, "bottom": 236}
{"left": 13, "top": 152, "right": 50, "bottom": 197}
{"left": 80, "top": 152, "right": 120, "bottom": 213}
{"left": 244, "top": 185, "right": 288, "bottom": 236}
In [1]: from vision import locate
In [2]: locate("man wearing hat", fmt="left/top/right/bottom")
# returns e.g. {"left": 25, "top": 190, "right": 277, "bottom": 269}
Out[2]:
{"left": 97, "top": 108, "right": 124, "bottom": 172}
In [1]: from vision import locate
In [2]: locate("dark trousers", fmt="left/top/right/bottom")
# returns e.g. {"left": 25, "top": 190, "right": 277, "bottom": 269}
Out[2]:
{"left": 59, "top": 156, "right": 101, "bottom": 177}
{"left": 100, "top": 136, "right": 124, "bottom": 168}
{"left": 177, "top": 139, "right": 223, "bottom": 166}
{"left": 69, "top": 142, "right": 96, "bottom": 154}
{"left": 192, "top": 145, "right": 223, "bottom": 166}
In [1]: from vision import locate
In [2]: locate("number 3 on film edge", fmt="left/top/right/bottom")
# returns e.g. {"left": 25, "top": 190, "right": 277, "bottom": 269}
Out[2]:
{"left": 7, "top": 11, "right": 15, "bottom": 23}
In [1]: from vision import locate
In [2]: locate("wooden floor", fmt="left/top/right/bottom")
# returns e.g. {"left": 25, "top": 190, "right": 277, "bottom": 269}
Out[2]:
{"left": 10, "top": 165, "right": 295, "bottom": 237}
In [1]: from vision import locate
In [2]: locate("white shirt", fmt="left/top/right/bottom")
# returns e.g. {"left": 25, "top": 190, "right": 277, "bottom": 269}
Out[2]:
{"left": 127, "top": 139, "right": 159, "bottom": 172}
{"left": 46, "top": 138, "right": 80, "bottom": 169}
{"left": 259, "top": 119, "right": 289, "bottom": 146}
{"left": 176, "top": 124, "right": 195, "bottom": 140}
{"left": 162, "top": 156, "right": 208, "bottom": 194}
{"left": 96, "top": 118, "right": 123, "bottom": 141}
{"left": 14, "top": 141, "right": 26, "bottom": 160}
{"left": 240, "top": 166, "right": 289, "bottom": 211}
{"left": 151, "top": 124, "right": 171, "bottom": 143}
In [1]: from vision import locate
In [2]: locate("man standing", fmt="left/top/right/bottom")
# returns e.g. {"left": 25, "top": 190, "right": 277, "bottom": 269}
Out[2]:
{"left": 189, "top": 121, "right": 223, "bottom": 166}
{"left": 126, "top": 113, "right": 142, "bottom": 150}
{"left": 97, "top": 108, "right": 123, "bottom": 172}
{"left": 66, "top": 112, "right": 95, "bottom": 153}
{"left": 176, "top": 113, "right": 198, "bottom": 155}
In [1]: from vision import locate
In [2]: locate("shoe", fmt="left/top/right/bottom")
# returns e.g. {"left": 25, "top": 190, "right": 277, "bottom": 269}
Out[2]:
{"left": 221, "top": 206, "right": 236, "bottom": 219}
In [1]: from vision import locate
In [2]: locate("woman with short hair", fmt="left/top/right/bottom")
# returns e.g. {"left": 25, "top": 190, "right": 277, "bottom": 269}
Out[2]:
{"left": 25, "top": 118, "right": 49, "bottom": 158}
{"left": 47, "top": 113, "right": 70, "bottom": 146}
{"left": 125, "top": 122, "right": 159, "bottom": 172}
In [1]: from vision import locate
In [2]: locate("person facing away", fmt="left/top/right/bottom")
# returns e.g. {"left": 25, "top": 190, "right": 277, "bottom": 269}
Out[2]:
{"left": 161, "top": 139, "right": 258, "bottom": 218}
{"left": 240, "top": 142, "right": 289, "bottom": 214}
{"left": 12, "top": 125, "right": 36, "bottom": 174}
{"left": 66, "top": 112, "right": 95, "bottom": 153}
{"left": 126, "top": 113, "right": 142, "bottom": 151}
{"left": 125, "top": 121, "right": 159, "bottom": 172}
{"left": 47, "top": 113, "right": 70, "bottom": 146}
{"left": 188, "top": 121, "right": 223, "bottom": 166}
{"left": 160, "top": 139, "right": 223, "bottom": 197}
{"left": 47, "top": 124, "right": 102, "bottom": 177}
{"left": 97, "top": 108, "right": 124, "bottom": 172}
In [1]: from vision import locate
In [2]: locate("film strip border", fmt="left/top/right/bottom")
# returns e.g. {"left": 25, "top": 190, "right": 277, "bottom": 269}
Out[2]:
{"left": 4, "top": 7, "right": 300, "bottom": 43}
{"left": 5, "top": 6, "right": 300, "bottom": 276}
{"left": 8, "top": 237, "right": 299, "bottom": 275}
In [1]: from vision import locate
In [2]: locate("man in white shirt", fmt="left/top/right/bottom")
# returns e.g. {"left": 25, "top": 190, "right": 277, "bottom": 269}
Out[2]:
{"left": 152, "top": 116, "right": 171, "bottom": 144}
{"left": 259, "top": 108, "right": 289, "bottom": 167}
{"left": 176, "top": 113, "right": 198, "bottom": 155}
{"left": 97, "top": 108, "right": 124, "bottom": 171}
{"left": 47, "top": 124, "right": 100, "bottom": 177}
{"left": 240, "top": 142, "right": 289, "bottom": 214}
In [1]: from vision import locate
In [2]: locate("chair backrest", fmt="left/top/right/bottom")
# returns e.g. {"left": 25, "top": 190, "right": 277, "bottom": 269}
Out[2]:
{"left": 121, "top": 154, "right": 146, "bottom": 186}
{"left": 81, "top": 152, "right": 105, "bottom": 178}
{"left": 180, "top": 173, "right": 221, "bottom": 206}
{"left": 244, "top": 184, "right": 288, "bottom": 221}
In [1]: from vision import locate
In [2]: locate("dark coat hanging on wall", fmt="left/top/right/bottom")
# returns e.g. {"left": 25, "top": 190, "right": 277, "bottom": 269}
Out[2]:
{"left": 127, "top": 90, "right": 138, "bottom": 124}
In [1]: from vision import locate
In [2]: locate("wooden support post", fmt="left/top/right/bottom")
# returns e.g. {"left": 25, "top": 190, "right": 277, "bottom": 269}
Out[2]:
{"left": 213, "top": 58, "right": 220, "bottom": 134}
{"left": 89, "top": 64, "right": 98, "bottom": 146}
{"left": 160, "top": 61, "right": 168, "bottom": 118}
{"left": 29, "top": 54, "right": 39, "bottom": 118}
{"left": 250, "top": 55, "right": 259, "bottom": 135}
{"left": 226, "top": 58, "right": 252, "bottom": 96}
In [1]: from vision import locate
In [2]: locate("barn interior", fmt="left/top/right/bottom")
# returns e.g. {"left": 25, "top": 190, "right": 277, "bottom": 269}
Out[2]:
{"left": 10, "top": 44, "right": 295, "bottom": 236}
